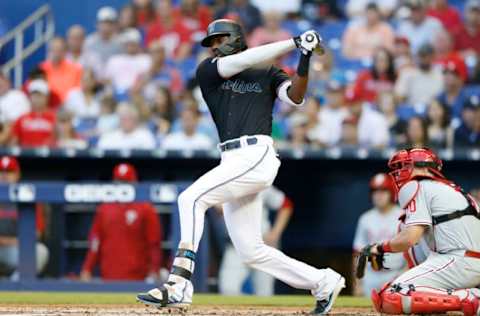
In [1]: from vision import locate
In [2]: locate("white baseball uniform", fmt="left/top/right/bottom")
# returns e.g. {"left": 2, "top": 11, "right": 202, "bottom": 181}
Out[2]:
{"left": 353, "top": 205, "right": 406, "bottom": 295}
{"left": 392, "top": 179, "right": 480, "bottom": 291}
{"left": 219, "top": 186, "right": 287, "bottom": 296}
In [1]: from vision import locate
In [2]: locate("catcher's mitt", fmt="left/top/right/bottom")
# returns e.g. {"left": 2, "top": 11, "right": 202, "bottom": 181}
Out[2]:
{"left": 355, "top": 244, "right": 385, "bottom": 279}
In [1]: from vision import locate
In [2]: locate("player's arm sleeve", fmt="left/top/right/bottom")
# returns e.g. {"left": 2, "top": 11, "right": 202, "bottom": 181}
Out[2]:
{"left": 271, "top": 67, "right": 306, "bottom": 107}
{"left": 353, "top": 215, "right": 368, "bottom": 252}
{"left": 146, "top": 204, "right": 162, "bottom": 273}
{"left": 81, "top": 206, "right": 102, "bottom": 273}
{"left": 196, "top": 57, "right": 224, "bottom": 94}
{"left": 217, "top": 39, "right": 296, "bottom": 78}
{"left": 399, "top": 181, "right": 432, "bottom": 227}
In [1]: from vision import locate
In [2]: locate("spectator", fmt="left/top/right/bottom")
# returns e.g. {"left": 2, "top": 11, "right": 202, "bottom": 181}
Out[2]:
{"left": 452, "top": 0, "right": 480, "bottom": 57}
{"left": 105, "top": 28, "right": 151, "bottom": 96}
{"left": 97, "top": 104, "right": 156, "bottom": 150}
{"left": 426, "top": 100, "right": 453, "bottom": 149}
{"left": 307, "top": 51, "right": 344, "bottom": 103}
{"left": 286, "top": 112, "right": 311, "bottom": 150}
{"left": 96, "top": 95, "right": 119, "bottom": 135}
{"left": 395, "top": 44, "right": 444, "bottom": 111}
{"left": 215, "top": 0, "right": 262, "bottom": 34}
{"left": 137, "top": 40, "right": 183, "bottom": 101}
{"left": 66, "top": 25, "right": 103, "bottom": 79}
{"left": 339, "top": 116, "right": 359, "bottom": 148}
{"left": 10, "top": 80, "right": 56, "bottom": 148}
{"left": 346, "top": 0, "right": 398, "bottom": 19}
{"left": 145, "top": 0, "right": 192, "bottom": 60}
{"left": 248, "top": 11, "right": 292, "bottom": 48}
{"left": 437, "top": 58, "right": 469, "bottom": 121}
{"left": 397, "top": 0, "right": 444, "bottom": 54}
{"left": 0, "top": 73, "right": 30, "bottom": 145}
{"left": 133, "top": 0, "right": 156, "bottom": 27}
{"left": 353, "top": 173, "right": 404, "bottom": 296}
{"left": 427, "top": 0, "right": 462, "bottom": 31}
{"left": 81, "top": 163, "right": 163, "bottom": 281}
{"left": 55, "top": 109, "right": 87, "bottom": 150}
{"left": 64, "top": 69, "right": 101, "bottom": 120}
{"left": 378, "top": 92, "right": 407, "bottom": 146}
{"left": 218, "top": 186, "right": 293, "bottom": 296}
{"left": 118, "top": 4, "right": 137, "bottom": 34}
{"left": 173, "top": 0, "right": 212, "bottom": 42}
{"left": 300, "top": 0, "right": 343, "bottom": 21}
{"left": 351, "top": 48, "right": 396, "bottom": 103}
{"left": 432, "top": 31, "right": 467, "bottom": 68}
{"left": 344, "top": 88, "right": 390, "bottom": 148}
{"left": 84, "top": 7, "right": 123, "bottom": 66}
{"left": 41, "top": 37, "right": 82, "bottom": 108}
{"left": 162, "top": 107, "right": 213, "bottom": 150}
{"left": 454, "top": 95, "right": 480, "bottom": 147}
{"left": 393, "top": 36, "right": 414, "bottom": 71}
{"left": 252, "top": 0, "right": 302, "bottom": 15}
{"left": 149, "top": 86, "right": 175, "bottom": 135}
{"left": 310, "top": 80, "right": 348, "bottom": 147}
{"left": 402, "top": 116, "right": 429, "bottom": 148}
{"left": 342, "top": 3, "right": 395, "bottom": 60}
{"left": 0, "top": 156, "right": 49, "bottom": 279}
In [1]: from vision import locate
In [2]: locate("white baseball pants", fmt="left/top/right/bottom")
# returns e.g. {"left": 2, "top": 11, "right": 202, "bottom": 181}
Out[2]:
{"left": 177, "top": 135, "right": 335, "bottom": 295}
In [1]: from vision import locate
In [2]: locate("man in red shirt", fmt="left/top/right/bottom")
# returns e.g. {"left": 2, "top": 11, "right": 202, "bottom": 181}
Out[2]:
{"left": 10, "top": 80, "right": 56, "bottom": 148}
{"left": 427, "top": 0, "right": 462, "bottom": 30}
{"left": 80, "top": 163, "right": 163, "bottom": 281}
{"left": 452, "top": 0, "right": 480, "bottom": 56}
{"left": 41, "top": 37, "right": 82, "bottom": 108}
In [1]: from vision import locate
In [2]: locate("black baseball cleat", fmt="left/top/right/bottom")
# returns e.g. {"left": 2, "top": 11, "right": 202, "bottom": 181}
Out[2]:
{"left": 137, "top": 286, "right": 192, "bottom": 310}
{"left": 311, "top": 276, "right": 346, "bottom": 315}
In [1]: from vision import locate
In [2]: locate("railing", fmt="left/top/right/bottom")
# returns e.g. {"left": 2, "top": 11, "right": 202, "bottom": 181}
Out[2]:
{"left": 0, "top": 4, "right": 54, "bottom": 88}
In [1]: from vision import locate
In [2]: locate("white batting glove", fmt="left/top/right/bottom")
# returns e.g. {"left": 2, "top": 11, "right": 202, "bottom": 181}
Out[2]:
{"left": 294, "top": 30, "right": 324, "bottom": 55}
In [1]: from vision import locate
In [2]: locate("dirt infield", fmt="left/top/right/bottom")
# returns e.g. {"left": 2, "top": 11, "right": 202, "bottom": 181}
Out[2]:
{"left": 0, "top": 305, "right": 380, "bottom": 316}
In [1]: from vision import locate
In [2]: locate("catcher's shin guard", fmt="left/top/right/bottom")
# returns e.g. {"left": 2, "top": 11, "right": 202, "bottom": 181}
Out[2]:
{"left": 137, "top": 242, "right": 196, "bottom": 308}
{"left": 371, "top": 284, "right": 464, "bottom": 315}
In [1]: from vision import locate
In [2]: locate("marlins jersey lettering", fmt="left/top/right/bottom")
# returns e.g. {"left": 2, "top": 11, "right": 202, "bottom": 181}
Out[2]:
{"left": 399, "top": 180, "right": 480, "bottom": 253}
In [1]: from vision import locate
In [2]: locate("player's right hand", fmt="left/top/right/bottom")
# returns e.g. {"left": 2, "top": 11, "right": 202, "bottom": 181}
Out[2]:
{"left": 294, "top": 30, "right": 324, "bottom": 56}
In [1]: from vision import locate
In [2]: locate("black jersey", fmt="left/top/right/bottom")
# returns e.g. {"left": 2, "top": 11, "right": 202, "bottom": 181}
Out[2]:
{"left": 196, "top": 57, "right": 290, "bottom": 143}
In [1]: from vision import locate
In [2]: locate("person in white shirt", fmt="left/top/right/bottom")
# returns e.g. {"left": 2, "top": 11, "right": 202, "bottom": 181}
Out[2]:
{"left": 310, "top": 79, "right": 348, "bottom": 147}
{"left": 396, "top": 0, "right": 444, "bottom": 54}
{"left": 162, "top": 107, "right": 213, "bottom": 150}
{"left": 64, "top": 69, "right": 101, "bottom": 120}
{"left": 0, "top": 73, "right": 30, "bottom": 124}
{"left": 97, "top": 103, "right": 156, "bottom": 150}
{"left": 395, "top": 44, "right": 444, "bottom": 112}
{"left": 346, "top": 0, "right": 398, "bottom": 19}
{"left": 105, "top": 28, "right": 151, "bottom": 95}
{"left": 344, "top": 88, "right": 390, "bottom": 148}
{"left": 66, "top": 25, "right": 103, "bottom": 79}
{"left": 353, "top": 173, "right": 405, "bottom": 297}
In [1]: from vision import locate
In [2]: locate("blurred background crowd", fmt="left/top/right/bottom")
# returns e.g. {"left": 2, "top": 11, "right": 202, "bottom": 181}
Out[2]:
{"left": 1, "top": 0, "right": 480, "bottom": 152}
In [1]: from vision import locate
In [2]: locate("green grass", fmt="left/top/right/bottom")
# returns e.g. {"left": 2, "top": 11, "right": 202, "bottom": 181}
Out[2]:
{"left": 0, "top": 292, "right": 371, "bottom": 307}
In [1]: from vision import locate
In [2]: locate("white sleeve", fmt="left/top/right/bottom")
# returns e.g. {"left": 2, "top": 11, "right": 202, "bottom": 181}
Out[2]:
{"left": 217, "top": 39, "right": 296, "bottom": 78}
{"left": 277, "top": 80, "right": 306, "bottom": 106}
{"left": 263, "top": 186, "right": 286, "bottom": 211}
{"left": 399, "top": 181, "right": 433, "bottom": 227}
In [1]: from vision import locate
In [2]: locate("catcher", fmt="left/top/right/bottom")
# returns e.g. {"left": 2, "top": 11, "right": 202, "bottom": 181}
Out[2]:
{"left": 355, "top": 147, "right": 480, "bottom": 315}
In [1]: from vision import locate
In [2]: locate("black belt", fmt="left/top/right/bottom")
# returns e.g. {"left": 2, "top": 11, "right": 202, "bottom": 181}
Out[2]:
{"left": 219, "top": 137, "right": 258, "bottom": 152}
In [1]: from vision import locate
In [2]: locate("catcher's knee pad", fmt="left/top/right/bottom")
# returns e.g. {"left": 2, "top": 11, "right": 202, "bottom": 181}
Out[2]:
{"left": 372, "top": 284, "right": 464, "bottom": 315}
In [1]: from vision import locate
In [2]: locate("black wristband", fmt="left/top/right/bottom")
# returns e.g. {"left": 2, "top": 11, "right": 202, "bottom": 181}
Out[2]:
{"left": 297, "top": 53, "right": 311, "bottom": 77}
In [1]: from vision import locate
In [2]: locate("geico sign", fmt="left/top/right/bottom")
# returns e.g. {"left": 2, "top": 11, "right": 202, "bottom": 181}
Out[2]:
{"left": 64, "top": 185, "right": 135, "bottom": 203}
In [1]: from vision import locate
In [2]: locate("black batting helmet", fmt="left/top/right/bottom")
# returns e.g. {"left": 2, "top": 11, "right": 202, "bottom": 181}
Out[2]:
{"left": 201, "top": 19, "right": 247, "bottom": 56}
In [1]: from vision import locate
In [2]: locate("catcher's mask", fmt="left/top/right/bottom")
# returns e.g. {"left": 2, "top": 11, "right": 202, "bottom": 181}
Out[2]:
{"left": 388, "top": 147, "right": 444, "bottom": 190}
{"left": 201, "top": 19, "right": 247, "bottom": 57}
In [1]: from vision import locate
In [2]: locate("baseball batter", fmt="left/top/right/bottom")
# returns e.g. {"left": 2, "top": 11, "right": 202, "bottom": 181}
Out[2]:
{"left": 359, "top": 148, "right": 480, "bottom": 315}
{"left": 137, "top": 19, "right": 345, "bottom": 314}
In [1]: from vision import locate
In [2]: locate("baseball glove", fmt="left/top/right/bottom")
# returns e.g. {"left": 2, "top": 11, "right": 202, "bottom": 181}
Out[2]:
{"left": 355, "top": 244, "right": 385, "bottom": 279}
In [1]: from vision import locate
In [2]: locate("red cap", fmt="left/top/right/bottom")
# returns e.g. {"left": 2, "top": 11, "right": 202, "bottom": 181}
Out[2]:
{"left": 0, "top": 156, "right": 20, "bottom": 173}
{"left": 113, "top": 163, "right": 138, "bottom": 182}
{"left": 443, "top": 57, "right": 468, "bottom": 82}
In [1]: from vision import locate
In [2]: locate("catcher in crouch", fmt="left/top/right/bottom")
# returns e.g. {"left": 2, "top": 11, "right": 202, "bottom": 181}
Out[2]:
{"left": 356, "top": 147, "right": 480, "bottom": 315}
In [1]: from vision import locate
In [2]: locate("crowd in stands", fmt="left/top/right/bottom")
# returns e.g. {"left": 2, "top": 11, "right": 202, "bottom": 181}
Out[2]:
{"left": 1, "top": 0, "right": 480, "bottom": 151}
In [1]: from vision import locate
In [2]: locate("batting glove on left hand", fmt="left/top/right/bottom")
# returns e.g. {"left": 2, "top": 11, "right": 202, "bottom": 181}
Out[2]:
{"left": 294, "top": 30, "right": 324, "bottom": 56}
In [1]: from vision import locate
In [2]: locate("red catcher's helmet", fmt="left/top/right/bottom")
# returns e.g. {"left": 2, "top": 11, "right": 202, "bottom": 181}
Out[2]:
{"left": 369, "top": 173, "right": 396, "bottom": 202}
{"left": 0, "top": 156, "right": 20, "bottom": 173}
{"left": 113, "top": 163, "right": 138, "bottom": 182}
{"left": 388, "top": 147, "right": 443, "bottom": 189}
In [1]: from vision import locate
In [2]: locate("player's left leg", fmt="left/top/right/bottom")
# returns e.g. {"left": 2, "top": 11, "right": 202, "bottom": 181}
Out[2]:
{"left": 223, "top": 193, "right": 345, "bottom": 315}
{"left": 371, "top": 252, "right": 480, "bottom": 315}
{"left": 252, "top": 265, "right": 275, "bottom": 296}
{"left": 218, "top": 244, "right": 250, "bottom": 295}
